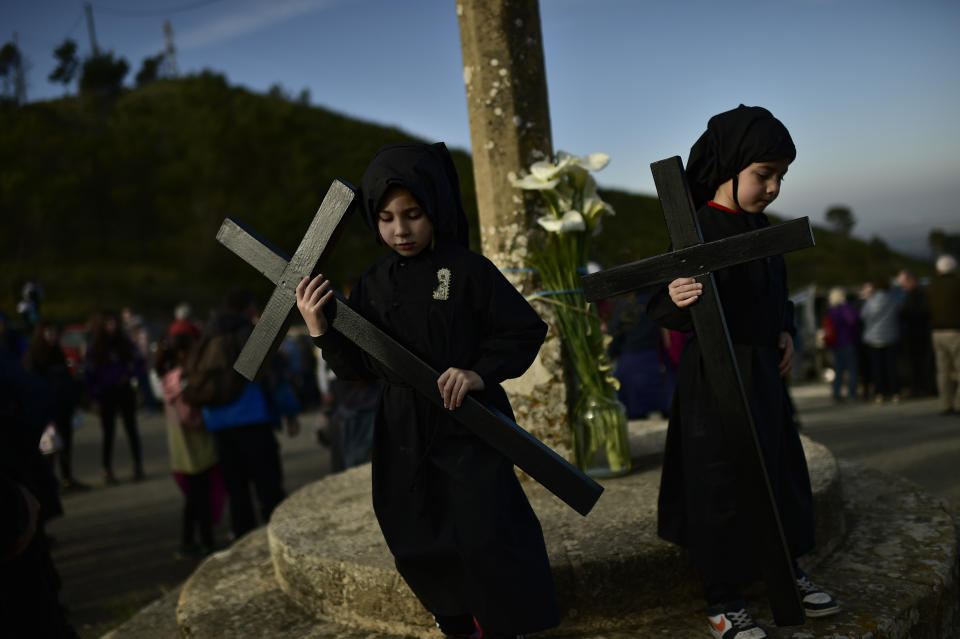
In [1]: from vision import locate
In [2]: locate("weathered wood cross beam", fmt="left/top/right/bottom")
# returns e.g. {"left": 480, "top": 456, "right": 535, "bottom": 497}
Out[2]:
{"left": 216, "top": 180, "right": 603, "bottom": 517}
{"left": 581, "top": 156, "right": 813, "bottom": 626}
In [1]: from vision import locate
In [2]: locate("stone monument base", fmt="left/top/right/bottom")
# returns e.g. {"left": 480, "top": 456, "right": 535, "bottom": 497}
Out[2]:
{"left": 106, "top": 435, "right": 959, "bottom": 638}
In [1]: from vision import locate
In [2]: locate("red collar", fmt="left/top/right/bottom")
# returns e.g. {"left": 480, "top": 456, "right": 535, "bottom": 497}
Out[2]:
{"left": 708, "top": 201, "right": 741, "bottom": 214}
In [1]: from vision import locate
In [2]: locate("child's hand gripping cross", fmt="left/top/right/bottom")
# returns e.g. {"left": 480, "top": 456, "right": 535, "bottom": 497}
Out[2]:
{"left": 297, "top": 274, "right": 485, "bottom": 409}
{"left": 437, "top": 367, "right": 484, "bottom": 410}
{"left": 296, "top": 275, "right": 335, "bottom": 337}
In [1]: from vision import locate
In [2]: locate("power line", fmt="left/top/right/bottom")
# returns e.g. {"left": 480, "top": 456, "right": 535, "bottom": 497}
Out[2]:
{"left": 92, "top": 0, "right": 225, "bottom": 18}
{"left": 61, "top": 12, "right": 85, "bottom": 43}
{"left": 84, "top": 2, "right": 99, "bottom": 55}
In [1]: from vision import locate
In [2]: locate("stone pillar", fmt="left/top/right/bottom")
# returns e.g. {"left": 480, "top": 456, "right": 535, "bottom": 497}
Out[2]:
{"left": 457, "top": 0, "right": 572, "bottom": 460}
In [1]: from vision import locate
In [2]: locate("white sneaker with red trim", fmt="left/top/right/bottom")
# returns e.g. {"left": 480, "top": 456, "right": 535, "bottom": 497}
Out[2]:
{"left": 706, "top": 607, "right": 767, "bottom": 639}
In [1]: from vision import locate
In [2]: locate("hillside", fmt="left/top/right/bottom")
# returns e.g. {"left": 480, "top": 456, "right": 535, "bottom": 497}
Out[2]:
{"left": 0, "top": 73, "right": 932, "bottom": 323}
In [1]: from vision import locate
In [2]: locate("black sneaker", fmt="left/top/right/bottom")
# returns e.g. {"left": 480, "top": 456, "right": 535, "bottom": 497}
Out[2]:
{"left": 435, "top": 615, "right": 525, "bottom": 639}
{"left": 435, "top": 614, "right": 480, "bottom": 638}
{"left": 796, "top": 572, "right": 840, "bottom": 617}
{"left": 706, "top": 606, "right": 767, "bottom": 639}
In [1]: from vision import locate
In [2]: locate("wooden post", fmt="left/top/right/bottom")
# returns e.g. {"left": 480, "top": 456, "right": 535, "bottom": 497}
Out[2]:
{"left": 457, "top": 0, "right": 572, "bottom": 460}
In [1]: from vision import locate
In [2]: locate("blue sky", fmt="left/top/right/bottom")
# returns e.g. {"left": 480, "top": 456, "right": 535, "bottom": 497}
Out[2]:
{"left": 5, "top": 0, "right": 959, "bottom": 256}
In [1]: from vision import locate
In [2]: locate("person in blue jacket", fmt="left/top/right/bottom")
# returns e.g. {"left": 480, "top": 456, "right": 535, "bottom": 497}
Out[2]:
{"left": 199, "top": 289, "right": 300, "bottom": 540}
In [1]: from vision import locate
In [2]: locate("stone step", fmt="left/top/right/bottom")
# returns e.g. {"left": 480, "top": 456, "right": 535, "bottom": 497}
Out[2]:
{"left": 100, "top": 585, "right": 181, "bottom": 639}
{"left": 175, "top": 528, "right": 373, "bottom": 639}
{"left": 169, "top": 453, "right": 958, "bottom": 638}
{"left": 263, "top": 436, "right": 842, "bottom": 637}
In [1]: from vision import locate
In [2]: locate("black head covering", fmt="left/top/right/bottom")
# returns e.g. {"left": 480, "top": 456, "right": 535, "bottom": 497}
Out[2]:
{"left": 686, "top": 104, "right": 796, "bottom": 209}
{"left": 358, "top": 142, "right": 469, "bottom": 248}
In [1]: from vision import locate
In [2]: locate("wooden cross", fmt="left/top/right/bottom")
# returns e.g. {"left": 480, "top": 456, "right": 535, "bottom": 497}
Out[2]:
{"left": 581, "top": 156, "right": 813, "bottom": 626}
{"left": 216, "top": 180, "right": 604, "bottom": 517}
{"left": 223, "top": 180, "right": 356, "bottom": 381}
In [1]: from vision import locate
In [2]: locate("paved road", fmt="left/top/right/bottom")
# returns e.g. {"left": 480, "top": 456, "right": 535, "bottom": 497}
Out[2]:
{"left": 789, "top": 383, "right": 960, "bottom": 507}
{"left": 45, "top": 383, "right": 960, "bottom": 638}
{"left": 46, "top": 407, "right": 334, "bottom": 639}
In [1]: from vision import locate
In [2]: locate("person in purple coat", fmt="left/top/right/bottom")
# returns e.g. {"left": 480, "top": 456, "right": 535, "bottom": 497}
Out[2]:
{"left": 825, "top": 287, "right": 860, "bottom": 401}
{"left": 84, "top": 311, "right": 145, "bottom": 484}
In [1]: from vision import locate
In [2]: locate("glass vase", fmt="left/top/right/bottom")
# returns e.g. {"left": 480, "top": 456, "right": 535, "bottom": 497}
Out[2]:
{"left": 573, "top": 392, "right": 632, "bottom": 478}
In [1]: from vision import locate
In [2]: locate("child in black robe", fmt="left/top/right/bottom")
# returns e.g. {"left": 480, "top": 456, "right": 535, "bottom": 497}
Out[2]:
{"left": 646, "top": 105, "right": 839, "bottom": 639}
{"left": 296, "top": 142, "right": 558, "bottom": 639}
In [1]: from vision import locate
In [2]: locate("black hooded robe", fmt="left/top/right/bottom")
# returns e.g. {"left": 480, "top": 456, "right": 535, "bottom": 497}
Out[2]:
{"left": 646, "top": 202, "right": 815, "bottom": 589}
{"left": 313, "top": 143, "right": 558, "bottom": 634}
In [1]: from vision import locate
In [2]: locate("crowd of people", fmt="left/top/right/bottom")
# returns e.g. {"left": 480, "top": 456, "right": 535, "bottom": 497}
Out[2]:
{"left": 603, "top": 258, "right": 960, "bottom": 420}
{"left": 0, "top": 284, "right": 374, "bottom": 636}
{"left": 821, "top": 257, "right": 960, "bottom": 413}
{"left": 4, "top": 286, "right": 377, "bottom": 518}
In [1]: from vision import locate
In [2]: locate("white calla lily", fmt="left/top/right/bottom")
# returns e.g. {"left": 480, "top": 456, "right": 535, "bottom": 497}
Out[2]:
{"left": 511, "top": 149, "right": 614, "bottom": 234}
{"left": 508, "top": 148, "right": 629, "bottom": 474}
{"left": 582, "top": 175, "right": 600, "bottom": 199}
{"left": 578, "top": 153, "right": 610, "bottom": 171}
{"left": 583, "top": 197, "right": 614, "bottom": 221}
{"left": 529, "top": 162, "right": 557, "bottom": 180}
{"left": 537, "top": 210, "right": 586, "bottom": 233}
{"left": 564, "top": 164, "right": 589, "bottom": 191}
{"left": 555, "top": 190, "right": 573, "bottom": 213}
{"left": 529, "top": 152, "right": 575, "bottom": 180}
{"left": 510, "top": 173, "right": 559, "bottom": 190}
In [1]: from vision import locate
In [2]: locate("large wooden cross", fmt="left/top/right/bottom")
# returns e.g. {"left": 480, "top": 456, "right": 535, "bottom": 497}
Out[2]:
{"left": 216, "top": 180, "right": 603, "bottom": 517}
{"left": 581, "top": 156, "right": 813, "bottom": 626}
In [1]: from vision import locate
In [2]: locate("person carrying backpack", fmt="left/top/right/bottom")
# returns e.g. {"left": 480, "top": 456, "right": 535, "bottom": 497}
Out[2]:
{"left": 183, "top": 289, "right": 300, "bottom": 540}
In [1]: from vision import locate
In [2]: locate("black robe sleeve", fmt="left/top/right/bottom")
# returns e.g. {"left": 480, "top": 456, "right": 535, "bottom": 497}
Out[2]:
{"left": 647, "top": 284, "right": 694, "bottom": 333}
{"left": 782, "top": 299, "right": 797, "bottom": 337}
{"left": 1, "top": 474, "right": 29, "bottom": 555}
{"left": 469, "top": 258, "right": 548, "bottom": 387}
{"left": 311, "top": 278, "right": 380, "bottom": 383}
{"left": 645, "top": 241, "right": 695, "bottom": 333}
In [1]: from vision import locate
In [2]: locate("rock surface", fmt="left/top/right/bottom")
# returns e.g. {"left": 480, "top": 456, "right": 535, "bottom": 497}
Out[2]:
{"left": 264, "top": 436, "right": 841, "bottom": 637}
{"left": 109, "top": 423, "right": 958, "bottom": 639}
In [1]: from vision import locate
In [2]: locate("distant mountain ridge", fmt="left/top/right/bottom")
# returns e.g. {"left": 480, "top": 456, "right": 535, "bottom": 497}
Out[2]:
{"left": 0, "top": 73, "right": 931, "bottom": 322}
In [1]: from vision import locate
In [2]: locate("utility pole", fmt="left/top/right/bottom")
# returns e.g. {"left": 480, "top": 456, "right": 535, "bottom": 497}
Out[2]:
{"left": 84, "top": 2, "right": 99, "bottom": 56}
{"left": 12, "top": 31, "right": 27, "bottom": 104}
{"left": 162, "top": 21, "right": 178, "bottom": 77}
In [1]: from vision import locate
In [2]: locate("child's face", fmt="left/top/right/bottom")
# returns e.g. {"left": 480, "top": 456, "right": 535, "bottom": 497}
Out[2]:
{"left": 377, "top": 187, "right": 434, "bottom": 257}
{"left": 716, "top": 158, "right": 791, "bottom": 213}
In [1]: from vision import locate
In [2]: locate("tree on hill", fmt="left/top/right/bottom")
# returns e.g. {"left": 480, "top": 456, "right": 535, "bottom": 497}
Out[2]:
{"left": 929, "top": 228, "right": 960, "bottom": 258}
{"left": 0, "top": 40, "right": 28, "bottom": 106}
{"left": 268, "top": 83, "right": 290, "bottom": 101}
{"left": 825, "top": 205, "right": 856, "bottom": 236}
{"left": 135, "top": 53, "right": 166, "bottom": 87}
{"left": 49, "top": 39, "right": 80, "bottom": 92}
{"left": 80, "top": 51, "right": 129, "bottom": 97}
